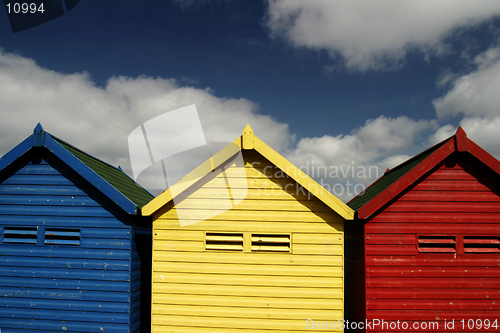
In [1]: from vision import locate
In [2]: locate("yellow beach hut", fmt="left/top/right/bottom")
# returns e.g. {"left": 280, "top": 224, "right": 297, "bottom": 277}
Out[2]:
{"left": 143, "top": 125, "right": 354, "bottom": 333}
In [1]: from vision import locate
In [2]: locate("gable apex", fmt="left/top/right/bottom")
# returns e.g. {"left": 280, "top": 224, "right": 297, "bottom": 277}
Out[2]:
{"left": 32, "top": 123, "right": 44, "bottom": 147}
{"left": 455, "top": 126, "right": 468, "bottom": 152}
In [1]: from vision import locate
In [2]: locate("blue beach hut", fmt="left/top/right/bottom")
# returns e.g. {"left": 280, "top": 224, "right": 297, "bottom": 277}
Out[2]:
{"left": 0, "top": 124, "right": 153, "bottom": 332}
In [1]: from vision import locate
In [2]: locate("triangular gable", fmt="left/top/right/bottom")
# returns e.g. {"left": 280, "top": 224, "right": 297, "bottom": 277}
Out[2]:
{"left": 349, "top": 127, "right": 500, "bottom": 219}
{"left": 0, "top": 124, "right": 153, "bottom": 215}
{"left": 142, "top": 124, "right": 354, "bottom": 220}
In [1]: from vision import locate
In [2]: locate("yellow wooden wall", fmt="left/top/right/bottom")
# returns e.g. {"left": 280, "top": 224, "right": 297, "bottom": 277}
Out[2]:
{"left": 151, "top": 151, "right": 345, "bottom": 332}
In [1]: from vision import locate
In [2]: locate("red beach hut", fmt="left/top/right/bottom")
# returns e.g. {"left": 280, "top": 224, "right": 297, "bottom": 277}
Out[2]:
{"left": 346, "top": 127, "right": 500, "bottom": 332}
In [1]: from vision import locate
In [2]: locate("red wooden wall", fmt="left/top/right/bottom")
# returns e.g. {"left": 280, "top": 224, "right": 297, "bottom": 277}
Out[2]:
{"left": 364, "top": 153, "right": 500, "bottom": 332}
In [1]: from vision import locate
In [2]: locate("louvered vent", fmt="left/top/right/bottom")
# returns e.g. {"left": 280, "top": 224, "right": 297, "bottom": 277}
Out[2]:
{"left": 45, "top": 228, "right": 80, "bottom": 246}
{"left": 418, "top": 235, "right": 456, "bottom": 253}
{"left": 2, "top": 226, "right": 38, "bottom": 244}
{"left": 205, "top": 233, "right": 243, "bottom": 251}
{"left": 464, "top": 236, "right": 500, "bottom": 253}
{"left": 251, "top": 234, "right": 290, "bottom": 252}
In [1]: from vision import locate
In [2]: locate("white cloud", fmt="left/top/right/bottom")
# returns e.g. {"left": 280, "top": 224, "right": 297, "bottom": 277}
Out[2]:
{"left": 284, "top": 115, "right": 436, "bottom": 201}
{"left": 5, "top": 49, "right": 500, "bottom": 204}
{"left": 265, "top": 0, "right": 500, "bottom": 71}
{"left": 0, "top": 50, "right": 292, "bottom": 188}
{"left": 434, "top": 46, "right": 500, "bottom": 119}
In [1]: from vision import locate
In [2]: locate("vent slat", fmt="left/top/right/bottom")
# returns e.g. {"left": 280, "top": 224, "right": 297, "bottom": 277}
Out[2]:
{"left": 464, "top": 236, "right": 500, "bottom": 253}
{"left": 205, "top": 233, "right": 243, "bottom": 251}
{"left": 251, "top": 234, "right": 290, "bottom": 253}
{"left": 2, "top": 226, "right": 38, "bottom": 244}
{"left": 44, "top": 228, "right": 80, "bottom": 246}
{"left": 418, "top": 235, "right": 456, "bottom": 253}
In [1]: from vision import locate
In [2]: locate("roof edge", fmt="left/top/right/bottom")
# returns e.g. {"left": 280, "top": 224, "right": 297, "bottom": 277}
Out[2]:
{"left": 356, "top": 130, "right": 462, "bottom": 219}
{"left": 44, "top": 134, "right": 139, "bottom": 214}
{"left": 143, "top": 125, "right": 354, "bottom": 220}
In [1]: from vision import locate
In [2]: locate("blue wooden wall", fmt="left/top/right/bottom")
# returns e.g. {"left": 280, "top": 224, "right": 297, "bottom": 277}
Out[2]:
{"left": 0, "top": 148, "right": 144, "bottom": 332}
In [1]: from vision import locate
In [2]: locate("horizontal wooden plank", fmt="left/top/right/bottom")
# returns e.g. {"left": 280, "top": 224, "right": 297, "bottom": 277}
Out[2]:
{"left": 367, "top": 288, "right": 500, "bottom": 299}
{"left": 153, "top": 229, "right": 204, "bottom": 241}
{"left": 153, "top": 272, "right": 342, "bottom": 288}
{"left": 425, "top": 168, "right": 475, "bottom": 180}
{"left": 367, "top": 266, "right": 500, "bottom": 278}
{"left": 0, "top": 266, "right": 131, "bottom": 281}
{"left": 0, "top": 205, "right": 118, "bottom": 217}
{"left": 0, "top": 214, "right": 129, "bottom": 228}
{"left": 0, "top": 286, "right": 131, "bottom": 302}
{"left": 153, "top": 261, "right": 342, "bottom": 277}
{"left": 152, "top": 326, "right": 321, "bottom": 333}
{"left": 367, "top": 299, "right": 500, "bottom": 310}
{"left": 0, "top": 276, "right": 130, "bottom": 292}
{"left": 154, "top": 283, "right": 343, "bottom": 299}
{"left": 0, "top": 184, "right": 88, "bottom": 196}
{"left": 412, "top": 179, "right": 493, "bottom": 192}
{"left": 190, "top": 187, "right": 311, "bottom": 201}
{"left": 11, "top": 163, "right": 66, "bottom": 175}
{"left": 366, "top": 221, "right": 500, "bottom": 231}
{"left": 154, "top": 220, "right": 343, "bottom": 233}
{"left": 384, "top": 201, "right": 500, "bottom": 213}
{"left": 366, "top": 255, "right": 500, "bottom": 266}
{"left": 367, "top": 277, "right": 500, "bottom": 288}
{"left": 0, "top": 245, "right": 130, "bottom": 260}
{"left": 174, "top": 197, "right": 333, "bottom": 213}
{"left": 201, "top": 177, "right": 301, "bottom": 190}
{"left": 153, "top": 293, "right": 343, "bottom": 310}
{"left": 152, "top": 303, "right": 342, "bottom": 320}
{"left": 365, "top": 233, "right": 416, "bottom": 245}
{"left": 2, "top": 296, "right": 129, "bottom": 312}
{"left": 365, "top": 244, "right": 417, "bottom": 256}
{"left": 157, "top": 209, "right": 341, "bottom": 224}
{"left": 0, "top": 194, "right": 102, "bottom": 207}
{"left": 0, "top": 318, "right": 128, "bottom": 332}
{"left": 398, "top": 191, "right": 500, "bottom": 202}
{"left": 153, "top": 251, "right": 343, "bottom": 266}
{"left": 0, "top": 307, "right": 129, "bottom": 324}
{"left": 293, "top": 243, "right": 343, "bottom": 256}
{"left": 153, "top": 240, "right": 204, "bottom": 252}
{"left": 0, "top": 256, "right": 130, "bottom": 270}
{"left": 293, "top": 233, "right": 343, "bottom": 245}
{"left": 152, "top": 315, "right": 343, "bottom": 331}
{"left": 1, "top": 174, "right": 84, "bottom": 186}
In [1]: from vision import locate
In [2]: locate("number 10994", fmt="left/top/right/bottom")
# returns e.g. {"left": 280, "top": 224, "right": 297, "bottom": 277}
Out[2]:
{"left": 6, "top": 3, "right": 45, "bottom": 14}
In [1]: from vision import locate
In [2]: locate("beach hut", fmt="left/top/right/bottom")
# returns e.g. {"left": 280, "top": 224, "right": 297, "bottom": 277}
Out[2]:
{"left": 0, "top": 124, "right": 154, "bottom": 332}
{"left": 346, "top": 127, "right": 500, "bottom": 332}
{"left": 142, "top": 124, "right": 354, "bottom": 332}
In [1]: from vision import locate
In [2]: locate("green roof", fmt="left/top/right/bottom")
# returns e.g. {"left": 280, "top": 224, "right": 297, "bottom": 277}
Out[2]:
{"left": 347, "top": 141, "right": 446, "bottom": 211}
{"left": 53, "top": 136, "right": 154, "bottom": 209}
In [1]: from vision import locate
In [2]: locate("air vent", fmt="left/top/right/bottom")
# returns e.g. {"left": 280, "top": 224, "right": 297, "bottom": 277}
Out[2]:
{"left": 45, "top": 228, "right": 80, "bottom": 246}
{"left": 418, "top": 235, "right": 456, "bottom": 253}
{"left": 205, "top": 233, "right": 243, "bottom": 251}
{"left": 464, "top": 236, "right": 500, "bottom": 253}
{"left": 2, "top": 226, "right": 38, "bottom": 244}
{"left": 251, "top": 234, "right": 290, "bottom": 252}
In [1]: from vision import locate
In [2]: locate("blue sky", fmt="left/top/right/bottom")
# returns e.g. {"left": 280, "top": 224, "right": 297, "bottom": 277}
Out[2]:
{"left": 2, "top": 0, "right": 500, "bottom": 201}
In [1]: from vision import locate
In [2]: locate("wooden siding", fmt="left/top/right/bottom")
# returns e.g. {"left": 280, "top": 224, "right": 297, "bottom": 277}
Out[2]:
{"left": 365, "top": 155, "right": 500, "bottom": 332}
{"left": 152, "top": 151, "right": 344, "bottom": 332}
{"left": 0, "top": 150, "right": 136, "bottom": 332}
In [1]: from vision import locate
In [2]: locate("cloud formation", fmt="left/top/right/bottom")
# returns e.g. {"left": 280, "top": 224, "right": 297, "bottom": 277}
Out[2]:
{"left": 0, "top": 50, "right": 291, "bottom": 183}
{"left": 3, "top": 48, "right": 500, "bottom": 202}
{"left": 265, "top": 0, "right": 500, "bottom": 71}
{"left": 285, "top": 116, "right": 437, "bottom": 201}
